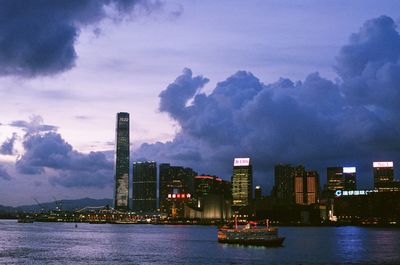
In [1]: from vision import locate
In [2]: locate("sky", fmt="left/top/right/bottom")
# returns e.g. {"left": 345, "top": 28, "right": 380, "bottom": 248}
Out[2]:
{"left": 1, "top": 0, "right": 400, "bottom": 206}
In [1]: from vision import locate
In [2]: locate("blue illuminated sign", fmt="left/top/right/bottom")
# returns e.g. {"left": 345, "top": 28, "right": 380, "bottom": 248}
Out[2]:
{"left": 335, "top": 189, "right": 379, "bottom": 197}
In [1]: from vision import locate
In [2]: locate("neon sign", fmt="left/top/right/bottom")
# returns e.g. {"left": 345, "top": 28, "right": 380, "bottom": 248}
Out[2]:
{"left": 343, "top": 167, "right": 356, "bottom": 173}
{"left": 335, "top": 189, "right": 378, "bottom": 197}
{"left": 167, "top": 193, "right": 191, "bottom": 199}
{"left": 234, "top": 158, "right": 250, "bottom": 166}
{"left": 373, "top": 161, "right": 393, "bottom": 168}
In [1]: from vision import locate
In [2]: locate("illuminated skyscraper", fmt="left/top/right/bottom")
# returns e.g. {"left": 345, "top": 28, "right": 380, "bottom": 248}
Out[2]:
{"left": 159, "top": 163, "right": 196, "bottom": 217}
{"left": 254, "top": 185, "right": 262, "bottom": 200}
{"left": 132, "top": 161, "right": 157, "bottom": 213}
{"left": 274, "top": 164, "right": 304, "bottom": 204}
{"left": 114, "top": 112, "right": 130, "bottom": 211}
{"left": 342, "top": 167, "right": 356, "bottom": 190}
{"left": 327, "top": 167, "right": 357, "bottom": 191}
{"left": 295, "top": 171, "right": 319, "bottom": 205}
{"left": 231, "top": 158, "right": 252, "bottom": 208}
{"left": 327, "top": 167, "right": 344, "bottom": 191}
{"left": 194, "top": 175, "right": 224, "bottom": 197}
{"left": 274, "top": 164, "right": 320, "bottom": 204}
{"left": 373, "top": 161, "right": 394, "bottom": 191}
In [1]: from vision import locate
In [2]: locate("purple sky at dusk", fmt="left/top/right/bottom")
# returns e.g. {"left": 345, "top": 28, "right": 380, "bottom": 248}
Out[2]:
{"left": 1, "top": 0, "right": 400, "bottom": 206}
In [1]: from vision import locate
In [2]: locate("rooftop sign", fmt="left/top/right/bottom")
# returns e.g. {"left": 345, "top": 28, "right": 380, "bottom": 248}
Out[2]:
{"left": 335, "top": 189, "right": 378, "bottom": 197}
{"left": 373, "top": 161, "right": 393, "bottom": 168}
{"left": 343, "top": 167, "right": 356, "bottom": 173}
{"left": 234, "top": 158, "right": 250, "bottom": 166}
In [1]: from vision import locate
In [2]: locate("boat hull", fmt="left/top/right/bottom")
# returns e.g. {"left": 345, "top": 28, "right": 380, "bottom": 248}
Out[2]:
{"left": 218, "top": 236, "right": 285, "bottom": 247}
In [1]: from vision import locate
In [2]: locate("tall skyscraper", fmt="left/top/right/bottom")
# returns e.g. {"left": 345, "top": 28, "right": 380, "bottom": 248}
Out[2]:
{"left": 132, "top": 161, "right": 157, "bottom": 213}
{"left": 231, "top": 158, "right": 252, "bottom": 208}
{"left": 194, "top": 175, "right": 224, "bottom": 198}
{"left": 114, "top": 112, "right": 130, "bottom": 211}
{"left": 254, "top": 185, "right": 262, "bottom": 200}
{"left": 274, "top": 164, "right": 320, "bottom": 204}
{"left": 159, "top": 163, "right": 196, "bottom": 217}
{"left": 373, "top": 161, "right": 394, "bottom": 191}
{"left": 295, "top": 170, "right": 319, "bottom": 205}
{"left": 327, "top": 167, "right": 344, "bottom": 191}
{"left": 327, "top": 167, "right": 357, "bottom": 191}
{"left": 342, "top": 167, "right": 356, "bottom": 190}
{"left": 274, "top": 164, "right": 304, "bottom": 204}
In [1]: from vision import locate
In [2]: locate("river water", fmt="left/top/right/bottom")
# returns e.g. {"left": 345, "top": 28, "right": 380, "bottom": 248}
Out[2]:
{"left": 0, "top": 220, "right": 399, "bottom": 264}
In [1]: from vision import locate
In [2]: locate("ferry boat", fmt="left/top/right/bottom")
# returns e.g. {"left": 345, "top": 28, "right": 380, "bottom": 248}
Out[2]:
{"left": 17, "top": 218, "right": 34, "bottom": 223}
{"left": 218, "top": 220, "right": 285, "bottom": 247}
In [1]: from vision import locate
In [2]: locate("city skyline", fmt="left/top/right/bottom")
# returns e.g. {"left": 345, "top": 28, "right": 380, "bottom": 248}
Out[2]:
{"left": 1, "top": 1, "right": 400, "bottom": 205}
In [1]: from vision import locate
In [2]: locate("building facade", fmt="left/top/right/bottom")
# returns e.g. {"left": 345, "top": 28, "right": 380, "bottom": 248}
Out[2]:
{"left": 132, "top": 161, "right": 157, "bottom": 213}
{"left": 274, "top": 164, "right": 304, "bottom": 204}
{"left": 295, "top": 171, "right": 319, "bottom": 205}
{"left": 327, "top": 167, "right": 344, "bottom": 191}
{"left": 254, "top": 185, "right": 262, "bottom": 200}
{"left": 231, "top": 158, "right": 253, "bottom": 209}
{"left": 184, "top": 175, "right": 232, "bottom": 220}
{"left": 114, "top": 112, "right": 130, "bottom": 211}
{"left": 274, "top": 165, "right": 320, "bottom": 205}
{"left": 159, "top": 163, "right": 197, "bottom": 218}
{"left": 327, "top": 166, "right": 356, "bottom": 192}
{"left": 373, "top": 161, "right": 396, "bottom": 191}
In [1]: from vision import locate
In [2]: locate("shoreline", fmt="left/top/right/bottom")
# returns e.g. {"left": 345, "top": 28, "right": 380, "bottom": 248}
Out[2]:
{"left": 2, "top": 218, "right": 400, "bottom": 228}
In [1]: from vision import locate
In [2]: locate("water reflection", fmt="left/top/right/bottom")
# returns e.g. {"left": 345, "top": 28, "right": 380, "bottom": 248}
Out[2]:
{"left": 0, "top": 220, "right": 399, "bottom": 265}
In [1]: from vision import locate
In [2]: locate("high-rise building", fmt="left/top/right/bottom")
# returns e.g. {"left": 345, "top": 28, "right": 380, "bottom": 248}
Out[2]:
{"left": 327, "top": 166, "right": 356, "bottom": 191}
{"left": 343, "top": 167, "right": 356, "bottom": 190}
{"left": 231, "top": 158, "right": 252, "bottom": 208}
{"left": 327, "top": 167, "right": 344, "bottom": 191}
{"left": 159, "top": 163, "right": 196, "bottom": 217}
{"left": 295, "top": 171, "right": 319, "bottom": 205}
{"left": 274, "top": 164, "right": 304, "bottom": 204}
{"left": 254, "top": 185, "right": 262, "bottom": 200}
{"left": 194, "top": 175, "right": 224, "bottom": 197}
{"left": 114, "top": 112, "right": 130, "bottom": 211}
{"left": 274, "top": 164, "right": 320, "bottom": 205}
{"left": 187, "top": 175, "right": 232, "bottom": 219}
{"left": 373, "top": 161, "right": 395, "bottom": 191}
{"left": 132, "top": 161, "right": 157, "bottom": 213}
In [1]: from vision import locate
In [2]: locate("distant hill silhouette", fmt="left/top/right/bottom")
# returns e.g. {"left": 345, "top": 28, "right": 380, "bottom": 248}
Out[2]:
{"left": 0, "top": 198, "right": 113, "bottom": 213}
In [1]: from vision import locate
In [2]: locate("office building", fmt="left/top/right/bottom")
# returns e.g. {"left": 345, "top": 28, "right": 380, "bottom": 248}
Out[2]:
{"left": 327, "top": 166, "right": 356, "bottom": 191}
{"left": 194, "top": 175, "right": 225, "bottom": 197}
{"left": 327, "top": 167, "right": 344, "bottom": 191}
{"left": 114, "top": 112, "right": 130, "bottom": 211}
{"left": 132, "top": 161, "right": 157, "bottom": 213}
{"left": 231, "top": 157, "right": 252, "bottom": 208}
{"left": 295, "top": 171, "right": 319, "bottom": 205}
{"left": 254, "top": 185, "right": 262, "bottom": 200}
{"left": 274, "top": 164, "right": 304, "bottom": 204}
{"left": 159, "top": 163, "right": 197, "bottom": 217}
{"left": 343, "top": 167, "right": 356, "bottom": 190}
{"left": 185, "top": 175, "right": 232, "bottom": 219}
{"left": 373, "top": 161, "right": 395, "bottom": 191}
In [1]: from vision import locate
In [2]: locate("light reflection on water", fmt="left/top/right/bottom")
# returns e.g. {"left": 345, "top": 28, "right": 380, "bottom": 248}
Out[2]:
{"left": 0, "top": 220, "right": 399, "bottom": 265}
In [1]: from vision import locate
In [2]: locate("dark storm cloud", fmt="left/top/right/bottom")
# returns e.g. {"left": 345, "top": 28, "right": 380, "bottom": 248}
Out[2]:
{"left": 14, "top": 117, "right": 113, "bottom": 188}
{"left": 134, "top": 16, "right": 400, "bottom": 189}
{"left": 0, "top": 0, "right": 162, "bottom": 77}
{"left": 0, "top": 132, "right": 18, "bottom": 155}
{"left": 0, "top": 165, "right": 11, "bottom": 181}
{"left": 337, "top": 15, "right": 400, "bottom": 110}
{"left": 10, "top": 115, "right": 58, "bottom": 134}
{"left": 49, "top": 170, "right": 112, "bottom": 188}
{"left": 159, "top": 67, "right": 209, "bottom": 121}
{"left": 16, "top": 131, "right": 113, "bottom": 188}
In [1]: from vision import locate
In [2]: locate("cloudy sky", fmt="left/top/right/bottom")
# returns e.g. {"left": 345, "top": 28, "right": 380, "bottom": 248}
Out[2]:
{"left": 1, "top": 0, "right": 400, "bottom": 206}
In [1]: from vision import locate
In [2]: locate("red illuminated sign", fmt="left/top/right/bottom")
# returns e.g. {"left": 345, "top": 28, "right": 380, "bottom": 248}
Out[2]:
{"left": 167, "top": 193, "right": 191, "bottom": 199}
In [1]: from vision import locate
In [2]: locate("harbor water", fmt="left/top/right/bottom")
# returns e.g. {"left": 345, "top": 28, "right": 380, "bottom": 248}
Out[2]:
{"left": 0, "top": 220, "right": 400, "bottom": 264}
